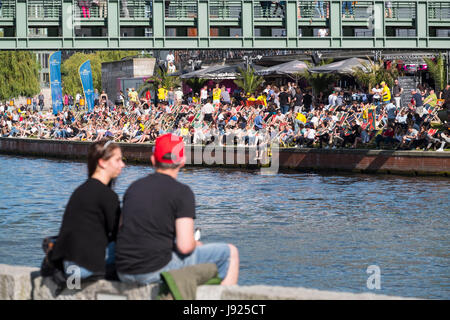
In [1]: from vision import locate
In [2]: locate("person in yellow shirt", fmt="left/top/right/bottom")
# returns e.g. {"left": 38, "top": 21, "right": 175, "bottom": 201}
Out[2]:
{"left": 362, "top": 103, "right": 369, "bottom": 120}
{"left": 381, "top": 81, "right": 391, "bottom": 104}
{"left": 128, "top": 88, "right": 139, "bottom": 107}
{"left": 157, "top": 84, "right": 168, "bottom": 104}
{"left": 212, "top": 83, "right": 221, "bottom": 104}
{"left": 256, "top": 93, "right": 267, "bottom": 107}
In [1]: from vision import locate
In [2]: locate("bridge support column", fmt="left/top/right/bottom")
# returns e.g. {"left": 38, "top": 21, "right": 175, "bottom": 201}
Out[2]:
{"left": 286, "top": 0, "right": 298, "bottom": 48}
{"left": 153, "top": 0, "right": 165, "bottom": 47}
{"left": 16, "top": 0, "right": 27, "bottom": 48}
{"left": 241, "top": 0, "right": 254, "bottom": 48}
{"left": 373, "top": 1, "right": 386, "bottom": 48}
{"left": 198, "top": 0, "right": 209, "bottom": 48}
{"left": 329, "top": 1, "right": 342, "bottom": 48}
{"left": 416, "top": 1, "right": 428, "bottom": 48}
{"left": 108, "top": 0, "right": 120, "bottom": 48}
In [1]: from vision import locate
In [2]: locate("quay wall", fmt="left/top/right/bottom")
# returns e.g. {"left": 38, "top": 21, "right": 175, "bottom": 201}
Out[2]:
{"left": 0, "top": 138, "right": 449, "bottom": 176}
{"left": 0, "top": 264, "right": 416, "bottom": 300}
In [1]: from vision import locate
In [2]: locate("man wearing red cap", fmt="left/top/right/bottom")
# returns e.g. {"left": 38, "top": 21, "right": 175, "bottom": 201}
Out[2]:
{"left": 115, "top": 133, "right": 239, "bottom": 286}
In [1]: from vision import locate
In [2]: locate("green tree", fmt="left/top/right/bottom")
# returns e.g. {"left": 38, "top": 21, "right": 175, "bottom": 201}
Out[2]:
{"left": 139, "top": 67, "right": 181, "bottom": 96}
{"left": 352, "top": 57, "right": 399, "bottom": 90}
{"left": 298, "top": 59, "right": 337, "bottom": 95}
{"left": 0, "top": 51, "right": 40, "bottom": 100}
{"left": 424, "top": 53, "right": 447, "bottom": 92}
{"left": 184, "top": 78, "right": 207, "bottom": 95}
{"left": 61, "top": 51, "right": 138, "bottom": 96}
{"left": 233, "top": 66, "right": 265, "bottom": 94}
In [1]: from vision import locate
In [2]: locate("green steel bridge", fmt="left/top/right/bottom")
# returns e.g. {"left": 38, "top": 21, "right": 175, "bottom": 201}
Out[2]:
{"left": 0, "top": 0, "right": 449, "bottom": 50}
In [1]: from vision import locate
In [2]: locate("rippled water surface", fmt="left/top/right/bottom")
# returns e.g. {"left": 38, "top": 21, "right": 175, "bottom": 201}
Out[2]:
{"left": 0, "top": 155, "right": 449, "bottom": 299}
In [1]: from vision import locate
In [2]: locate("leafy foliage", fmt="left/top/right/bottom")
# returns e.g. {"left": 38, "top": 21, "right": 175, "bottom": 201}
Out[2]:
{"left": 139, "top": 67, "right": 181, "bottom": 95}
{"left": 61, "top": 51, "right": 138, "bottom": 96}
{"left": 185, "top": 78, "right": 207, "bottom": 95}
{"left": 352, "top": 57, "right": 399, "bottom": 90}
{"left": 233, "top": 66, "right": 265, "bottom": 94}
{"left": 424, "top": 54, "right": 447, "bottom": 92}
{"left": 0, "top": 51, "right": 40, "bottom": 100}
{"left": 297, "top": 59, "right": 337, "bottom": 94}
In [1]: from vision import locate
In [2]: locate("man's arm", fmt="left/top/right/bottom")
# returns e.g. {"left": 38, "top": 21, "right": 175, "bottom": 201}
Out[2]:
{"left": 175, "top": 217, "right": 197, "bottom": 255}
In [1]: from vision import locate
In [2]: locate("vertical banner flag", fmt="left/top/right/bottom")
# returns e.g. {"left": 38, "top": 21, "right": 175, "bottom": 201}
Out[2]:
{"left": 49, "top": 51, "right": 63, "bottom": 115}
{"left": 79, "top": 60, "right": 95, "bottom": 113}
{"left": 368, "top": 108, "right": 376, "bottom": 131}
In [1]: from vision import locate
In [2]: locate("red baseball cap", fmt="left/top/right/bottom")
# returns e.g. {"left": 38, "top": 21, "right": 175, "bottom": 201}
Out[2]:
{"left": 153, "top": 133, "right": 185, "bottom": 164}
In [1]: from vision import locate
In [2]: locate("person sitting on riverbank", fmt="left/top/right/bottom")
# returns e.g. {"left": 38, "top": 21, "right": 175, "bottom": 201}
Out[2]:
{"left": 1, "top": 80, "right": 447, "bottom": 152}
{"left": 49, "top": 140, "right": 125, "bottom": 281}
{"left": 115, "top": 133, "right": 240, "bottom": 286}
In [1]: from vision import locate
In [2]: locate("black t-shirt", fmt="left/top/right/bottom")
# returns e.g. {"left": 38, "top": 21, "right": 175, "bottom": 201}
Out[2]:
{"left": 51, "top": 178, "right": 121, "bottom": 274}
{"left": 443, "top": 88, "right": 450, "bottom": 103}
{"left": 413, "top": 93, "right": 423, "bottom": 107}
{"left": 116, "top": 172, "right": 196, "bottom": 275}
{"left": 293, "top": 93, "right": 303, "bottom": 106}
{"left": 303, "top": 94, "right": 313, "bottom": 106}
{"left": 279, "top": 92, "right": 290, "bottom": 106}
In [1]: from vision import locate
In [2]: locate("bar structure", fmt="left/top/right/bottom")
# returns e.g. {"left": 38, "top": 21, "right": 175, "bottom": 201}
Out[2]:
{"left": 0, "top": 1, "right": 449, "bottom": 50}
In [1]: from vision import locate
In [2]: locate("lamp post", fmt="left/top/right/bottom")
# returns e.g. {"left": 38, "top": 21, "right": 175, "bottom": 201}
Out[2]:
{"left": 243, "top": 55, "right": 263, "bottom": 71}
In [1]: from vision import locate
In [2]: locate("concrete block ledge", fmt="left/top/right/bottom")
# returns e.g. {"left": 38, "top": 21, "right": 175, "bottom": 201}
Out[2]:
{"left": 0, "top": 264, "right": 418, "bottom": 300}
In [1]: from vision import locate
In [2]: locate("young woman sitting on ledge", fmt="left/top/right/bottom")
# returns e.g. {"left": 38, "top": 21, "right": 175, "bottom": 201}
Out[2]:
{"left": 50, "top": 140, "right": 125, "bottom": 281}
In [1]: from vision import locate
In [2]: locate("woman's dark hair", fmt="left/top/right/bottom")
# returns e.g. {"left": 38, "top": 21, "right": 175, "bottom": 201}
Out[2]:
{"left": 87, "top": 139, "right": 120, "bottom": 178}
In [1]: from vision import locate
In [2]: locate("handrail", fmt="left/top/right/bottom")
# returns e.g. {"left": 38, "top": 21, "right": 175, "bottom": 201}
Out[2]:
{"left": 73, "top": 0, "right": 108, "bottom": 19}
{"left": 254, "top": 1, "right": 286, "bottom": 19}
{"left": 387, "top": 1, "right": 417, "bottom": 20}
{"left": 120, "top": 0, "right": 152, "bottom": 19}
{"left": 165, "top": 0, "right": 197, "bottom": 19}
{"left": 428, "top": 1, "right": 450, "bottom": 20}
{"left": 298, "top": 1, "right": 330, "bottom": 19}
{"left": 0, "top": 0, "right": 15, "bottom": 19}
{"left": 209, "top": 1, "right": 242, "bottom": 19}
{"left": 28, "top": 0, "right": 62, "bottom": 19}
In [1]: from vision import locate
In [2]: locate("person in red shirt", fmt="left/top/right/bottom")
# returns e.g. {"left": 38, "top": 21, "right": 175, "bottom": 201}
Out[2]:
{"left": 375, "top": 125, "right": 396, "bottom": 149}
{"left": 145, "top": 90, "right": 151, "bottom": 103}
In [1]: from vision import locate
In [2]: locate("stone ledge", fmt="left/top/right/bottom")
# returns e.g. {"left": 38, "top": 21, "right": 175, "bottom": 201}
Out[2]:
{"left": 0, "top": 264, "right": 39, "bottom": 300}
{"left": 0, "top": 264, "right": 419, "bottom": 300}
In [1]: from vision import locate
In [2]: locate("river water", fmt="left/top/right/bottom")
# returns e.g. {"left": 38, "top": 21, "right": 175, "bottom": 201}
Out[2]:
{"left": 0, "top": 155, "right": 448, "bottom": 299}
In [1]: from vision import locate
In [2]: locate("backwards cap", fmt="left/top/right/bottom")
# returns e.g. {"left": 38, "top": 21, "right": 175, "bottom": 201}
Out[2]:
{"left": 153, "top": 133, "right": 185, "bottom": 164}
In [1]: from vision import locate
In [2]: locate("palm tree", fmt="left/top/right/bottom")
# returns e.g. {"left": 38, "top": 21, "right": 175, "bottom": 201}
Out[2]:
{"left": 233, "top": 66, "right": 265, "bottom": 94}
{"left": 424, "top": 53, "right": 447, "bottom": 92}
{"left": 185, "top": 78, "right": 207, "bottom": 95}
{"left": 297, "top": 59, "right": 337, "bottom": 95}
{"left": 138, "top": 66, "right": 181, "bottom": 97}
{"left": 352, "top": 57, "right": 399, "bottom": 90}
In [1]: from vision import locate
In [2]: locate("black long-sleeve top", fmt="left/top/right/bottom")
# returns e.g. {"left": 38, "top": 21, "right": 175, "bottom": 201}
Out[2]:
{"left": 51, "top": 178, "right": 121, "bottom": 275}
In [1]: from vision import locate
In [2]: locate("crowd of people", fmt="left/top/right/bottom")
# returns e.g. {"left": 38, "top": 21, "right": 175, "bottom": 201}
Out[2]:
{"left": 1, "top": 80, "right": 449, "bottom": 152}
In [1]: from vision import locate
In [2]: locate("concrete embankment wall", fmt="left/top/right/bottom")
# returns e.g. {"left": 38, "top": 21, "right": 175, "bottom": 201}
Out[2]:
{"left": 0, "top": 264, "right": 415, "bottom": 300}
{"left": 0, "top": 138, "right": 449, "bottom": 176}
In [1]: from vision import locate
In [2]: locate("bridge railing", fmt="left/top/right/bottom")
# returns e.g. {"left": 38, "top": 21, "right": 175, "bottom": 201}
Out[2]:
{"left": 341, "top": 1, "right": 373, "bottom": 19}
{"left": 0, "top": 0, "right": 15, "bottom": 19}
{"left": 254, "top": 1, "right": 285, "bottom": 19}
{"left": 429, "top": 1, "right": 450, "bottom": 20}
{"left": 298, "top": 1, "right": 330, "bottom": 19}
{"left": 209, "top": 1, "right": 242, "bottom": 19}
{"left": 73, "top": 0, "right": 108, "bottom": 19}
{"left": 165, "top": 0, "right": 197, "bottom": 19}
{"left": 120, "top": 0, "right": 152, "bottom": 19}
{"left": 27, "top": 0, "right": 62, "bottom": 19}
{"left": 387, "top": 1, "right": 416, "bottom": 20}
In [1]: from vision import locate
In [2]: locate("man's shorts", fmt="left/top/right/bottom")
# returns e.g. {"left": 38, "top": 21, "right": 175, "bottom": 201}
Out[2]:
{"left": 117, "top": 243, "right": 231, "bottom": 285}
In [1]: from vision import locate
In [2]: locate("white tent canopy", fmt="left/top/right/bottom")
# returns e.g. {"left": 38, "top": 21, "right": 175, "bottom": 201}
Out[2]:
{"left": 256, "top": 60, "right": 309, "bottom": 76}
{"left": 309, "top": 58, "right": 370, "bottom": 74}
{"left": 180, "top": 63, "right": 267, "bottom": 80}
